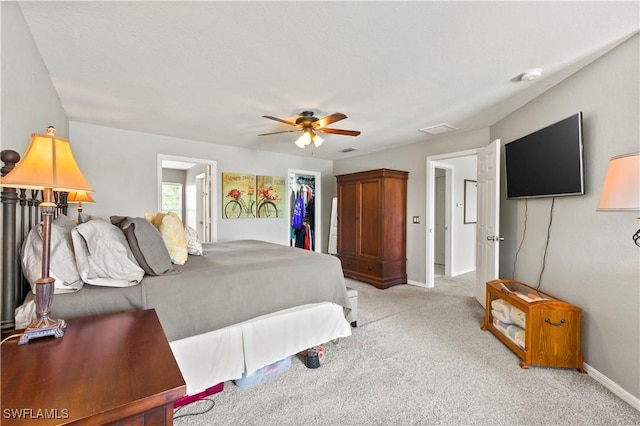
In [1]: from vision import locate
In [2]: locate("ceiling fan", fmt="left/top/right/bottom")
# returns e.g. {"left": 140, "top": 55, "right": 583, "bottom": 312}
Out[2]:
{"left": 259, "top": 111, "right": 361, "bottom": 148}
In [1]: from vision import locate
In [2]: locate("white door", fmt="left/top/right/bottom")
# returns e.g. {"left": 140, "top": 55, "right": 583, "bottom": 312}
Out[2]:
{"left": 328, "top": 197, "right": 338, "bottom": 254}
{"left": 435, "top": 175, "right": 446, "bottom": 265}
{"left": 195, "top": 174, "right": 205, "bottom": 241}
{"left": 204, "top": 165, "right": 213, "bottom": 243}
{"left": 475, "top": 139, "right": 501, "bottom": 307}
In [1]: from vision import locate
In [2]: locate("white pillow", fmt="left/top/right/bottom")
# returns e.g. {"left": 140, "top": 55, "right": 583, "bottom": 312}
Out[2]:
{"left": 184, "top": 225, "right": 203, "bottom": 256}
{"left": 53, "top": 214, "right": 76, "bottom": 230}
{"left": 21, "top": 222, "right": 83, "bottom": 295}
{"left": 72, "top": 220, "right": 144, "bottom": 287}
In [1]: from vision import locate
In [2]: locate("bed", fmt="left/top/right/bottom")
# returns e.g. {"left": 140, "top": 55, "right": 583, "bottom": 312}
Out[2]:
{"left": 1, "top": 149, "right": 352, "bottom": 396}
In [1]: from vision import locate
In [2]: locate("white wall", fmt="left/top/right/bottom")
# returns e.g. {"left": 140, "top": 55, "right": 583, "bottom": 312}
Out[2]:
{"left": 0, "top": 2, "right": 68, "bottom": 148}
{"left": 0, "top": 2, "right": 69, "bottom": 324}
{"left": 492, "top": 34, "right": 639, "bottom": 400}
{"left": 333, "top": 128, "right": 490, "bottom": 285}
{"left": 64, "top": 122, "right": 334, "bottom": 249}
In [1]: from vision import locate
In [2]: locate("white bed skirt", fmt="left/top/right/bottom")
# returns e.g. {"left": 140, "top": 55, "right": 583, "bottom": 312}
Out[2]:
{"left": 170, "top": 302, "right": 352, "bottom": 395}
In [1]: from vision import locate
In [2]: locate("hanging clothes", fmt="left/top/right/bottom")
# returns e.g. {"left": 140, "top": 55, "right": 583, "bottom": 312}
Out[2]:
{"left": 291, "top": 175, "right": 316, "bottom": 250}
{"left": 292, "top": 193, "right": 304, "bottom": 229}
{"left": 294, "top": 218, "right": 313, "bottom": 250}
{"left": 305, "top": 222, "right": 313, "bottom": 250}
{"left": 306, "top": 196, "right": 315, "bottom": 231}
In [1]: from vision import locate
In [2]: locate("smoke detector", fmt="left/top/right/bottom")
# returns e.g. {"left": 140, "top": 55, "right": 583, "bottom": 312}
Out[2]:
{"left": 520, "top": 68, "right": 542, "bottom": 81}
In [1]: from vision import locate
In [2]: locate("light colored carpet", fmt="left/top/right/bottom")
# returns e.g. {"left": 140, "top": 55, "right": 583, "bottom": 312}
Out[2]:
{"left": 174, "top": 273, "right": 640, "bottom": 425}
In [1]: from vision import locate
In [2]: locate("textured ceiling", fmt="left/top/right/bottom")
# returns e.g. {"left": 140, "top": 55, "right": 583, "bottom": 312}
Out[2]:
{"left": 19, "top": 1, "right": 640, "bottom": 160}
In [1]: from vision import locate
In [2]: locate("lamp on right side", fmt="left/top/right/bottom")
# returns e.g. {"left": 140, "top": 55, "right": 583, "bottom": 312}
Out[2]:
{"left": 67, "top": 190, "right": 95, "bottom": 221}
{"left": 597, "top": 153, "right": 640, "bottom": 246}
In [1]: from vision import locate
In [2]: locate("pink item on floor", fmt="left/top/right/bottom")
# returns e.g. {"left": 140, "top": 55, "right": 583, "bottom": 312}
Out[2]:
{"left": 174, "top": 382, "right": 224, "bottom": 409}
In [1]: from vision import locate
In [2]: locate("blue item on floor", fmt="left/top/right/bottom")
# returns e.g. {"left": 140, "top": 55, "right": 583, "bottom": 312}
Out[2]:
{"left": 234, "top": 356, "right": 292, "bottom": 389}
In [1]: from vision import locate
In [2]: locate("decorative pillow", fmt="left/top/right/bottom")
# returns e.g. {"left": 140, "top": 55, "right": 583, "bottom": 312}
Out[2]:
{"left": 53, "top": 214, "right": 76, "bottom": 230}
{"left": 184, "top": 225, "right": 203, "bottom": 256}
{"left": 77, "top": 212, "right": 100, "bottom": 224}
{"left": 21, "top": 222, "right": 83, "bottom": 294}
{"left": 110, "top": 216, "right": 176, "bottom": 275}
{"left": 72, "top": 220, "right": 144, "bottom": 287}
{"left": 150, "top": 212, "right": 188, "bottom": 265}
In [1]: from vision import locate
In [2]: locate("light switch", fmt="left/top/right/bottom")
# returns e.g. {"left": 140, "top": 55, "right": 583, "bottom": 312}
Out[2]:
{"left": 412, "top": 216, "right": 420, "bottom": 224}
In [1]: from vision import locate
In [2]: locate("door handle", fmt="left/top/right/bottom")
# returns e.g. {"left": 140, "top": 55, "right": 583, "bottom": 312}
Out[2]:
{"left": 486, "top": 236, "right": 505, "bottom": 241}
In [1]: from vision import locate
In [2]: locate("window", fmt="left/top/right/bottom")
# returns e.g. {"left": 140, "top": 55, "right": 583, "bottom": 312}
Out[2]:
{"left": 162, "top": 182, "right": 183, "bottom": 220}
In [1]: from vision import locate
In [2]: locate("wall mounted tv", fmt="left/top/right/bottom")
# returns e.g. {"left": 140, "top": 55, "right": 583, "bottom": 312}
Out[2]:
{"left": 505, "top": 112, "right": 584, "bottom": 199}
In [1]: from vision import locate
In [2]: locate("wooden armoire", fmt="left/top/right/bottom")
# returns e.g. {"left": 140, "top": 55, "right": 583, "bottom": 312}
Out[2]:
{"left": 336, "top": 169, "right": 408, "bottom": 289}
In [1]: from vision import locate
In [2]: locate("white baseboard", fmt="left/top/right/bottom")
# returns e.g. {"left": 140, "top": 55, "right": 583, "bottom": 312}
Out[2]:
{"left": 407, "top": 279, "right": 427, "bottom": 288}
{"left": 584, "top": 362, "right": 640, "bottom": 411}
{"left": 452, "top": 267, "right": 476, "bottom": 277}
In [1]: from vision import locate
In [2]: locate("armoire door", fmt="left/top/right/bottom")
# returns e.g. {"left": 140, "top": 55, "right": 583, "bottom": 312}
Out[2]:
{"left": 337, "top": 180, "right": 359, "bottom": 257}
{"left": 359, "top": 178, "right": 381, "bottom": 259}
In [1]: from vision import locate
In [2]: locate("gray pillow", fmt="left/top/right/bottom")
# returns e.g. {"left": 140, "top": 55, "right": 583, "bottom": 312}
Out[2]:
{"left": 111, "top": 216, "right": 175, "bottom": 276}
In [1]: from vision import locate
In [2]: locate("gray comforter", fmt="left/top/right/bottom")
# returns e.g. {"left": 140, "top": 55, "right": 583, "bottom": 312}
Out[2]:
{"left": 50, "top": 240, "right": 351, "bottom": 341}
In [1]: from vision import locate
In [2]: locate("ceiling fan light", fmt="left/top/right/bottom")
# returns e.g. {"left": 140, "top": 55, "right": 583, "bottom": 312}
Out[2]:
{"left": 313, "top": 133, "right": 324, "bottom": 147}
{"left": 294, "top": 136, "right": 306, "bottom": 148}
{"left": 295, "top": 131, "right": 312, "bottom": 148}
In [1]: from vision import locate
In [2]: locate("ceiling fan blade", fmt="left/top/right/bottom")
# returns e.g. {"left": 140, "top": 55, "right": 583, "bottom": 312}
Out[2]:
{"left": 258, "top": 129, "right": 303, "bottom": 136}
{"left": 262, "top": 115, "right": 298, "bottom": 127}
{"left": 314, "top": 112, "right": 347, "bottom": 128}
{"left": 316, "top": 128, "right": 361, "bottom": 137}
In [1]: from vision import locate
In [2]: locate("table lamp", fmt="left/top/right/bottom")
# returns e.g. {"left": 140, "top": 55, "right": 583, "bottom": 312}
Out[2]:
{"left": 0, "top": 127, "right": 92, "bottom": 343}
{"left": 597, "top": 152, "right": 640, "bottom": 246}
{"left": 67, "top": 190, "right": 95, "bottom": 220}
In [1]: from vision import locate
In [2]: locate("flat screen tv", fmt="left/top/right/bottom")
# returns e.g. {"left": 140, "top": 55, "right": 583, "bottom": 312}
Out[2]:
{"left": 505, "top": 112, "right": 584, "bottom": 199}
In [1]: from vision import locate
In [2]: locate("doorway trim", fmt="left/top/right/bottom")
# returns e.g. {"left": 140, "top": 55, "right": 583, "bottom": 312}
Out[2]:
{"left": 433, "top": 163, "right": 453, "bottom": 279}
{"left": 426, "top": 148, "right": 480, "bottom": 288}
{"left": 287, "top": 169, "right": 322, "bottom": 253}
{"left": 158, "top": 154, "right": 218, "bottom": 242}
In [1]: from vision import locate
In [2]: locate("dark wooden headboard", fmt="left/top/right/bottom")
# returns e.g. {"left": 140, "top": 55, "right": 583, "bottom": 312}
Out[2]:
{"left": 1, "top": 149, "right": 68, "bottom": 335}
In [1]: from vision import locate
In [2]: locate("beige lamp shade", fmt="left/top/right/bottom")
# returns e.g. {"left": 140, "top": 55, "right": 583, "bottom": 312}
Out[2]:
{"left": 67, "top": 191, "right": 95, "bottom": 204}
{"left": 0, "top": 127, "right": 92, "bottom": 192}
{"left": 597, "top": 153, "right": 640, "bottom": 211}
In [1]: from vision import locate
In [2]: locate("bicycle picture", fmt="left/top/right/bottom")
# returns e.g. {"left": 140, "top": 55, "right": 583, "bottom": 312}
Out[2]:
{"left": 224, "top": 187, "right": 279, "bottom": 219}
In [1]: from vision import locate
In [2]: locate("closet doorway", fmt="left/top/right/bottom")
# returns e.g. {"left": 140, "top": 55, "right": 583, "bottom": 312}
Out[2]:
{"left": 288, "top": 169, "right": 321, "bottom": 253}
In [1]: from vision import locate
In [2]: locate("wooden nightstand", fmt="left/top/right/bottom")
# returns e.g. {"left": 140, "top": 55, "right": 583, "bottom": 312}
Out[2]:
{"left": 1, "top": 309, "right": 186, "bottom": 425}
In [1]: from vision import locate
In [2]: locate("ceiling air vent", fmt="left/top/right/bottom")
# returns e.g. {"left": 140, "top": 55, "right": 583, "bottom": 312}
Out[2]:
{"left": 419, "top": 123, "right": 458, "bottom": 136}
{"left": 340, "top": 147, "right": 358, "bottom": 153}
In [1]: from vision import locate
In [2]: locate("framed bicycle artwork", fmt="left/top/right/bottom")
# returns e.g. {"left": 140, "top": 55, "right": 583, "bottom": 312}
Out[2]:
{"left": 255, "top": 175, "right": 285, "bottom": 218}
{"left": 222, "top": 172, "right": 285, "bottom": 219}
